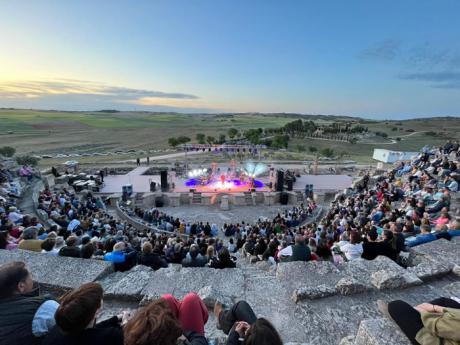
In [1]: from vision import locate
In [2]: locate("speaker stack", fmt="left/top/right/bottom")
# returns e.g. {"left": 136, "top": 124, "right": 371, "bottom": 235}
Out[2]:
{"left": 276, "top": 170, "right": 284, "bottom": 192}
{"left": 160, "top": 170, "right": 168, "bottom": 192}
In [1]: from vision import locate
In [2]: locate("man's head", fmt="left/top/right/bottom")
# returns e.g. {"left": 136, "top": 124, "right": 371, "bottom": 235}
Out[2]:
{"left": 113, "top": 241, "right": 126, "bottom": 252}
{"left": 367, "top": 228, "right": 378, "bottom": 242}
{"left": 0, "top": 261, "right": 34, "bottom": 298}
{"left": 420, "top": 225, "right": 431, "bottom": 234}
{"left": 189, "top": 244, "right": 199, "bottom": 258}
{"left": 294, "top": 235, "right": 305, "bottom": 246}
{"left": 22, "top": 227, "right": 38, "bottom": 240}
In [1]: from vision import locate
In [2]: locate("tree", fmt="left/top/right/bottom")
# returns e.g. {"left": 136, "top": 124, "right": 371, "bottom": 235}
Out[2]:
{"left": 320, "top": 147, "right": 334, "bottom": 158}
{"left": 176, "top": 136, "right": 191, "bottom": 144}
{"left": 168, "top": 137, "right": 179, "bottom": 147}
{"left": 309, "top": 146, "right": 317, "bottom": 153}
{"left": 206, "top": 136, "right": 215, "bottom": 145}
{"left": 296, "top": 144, "right": 306, "bottom": 152}
{"left": 272, "top": 134, "right": 289, "bottom": 149}
{"left": 227, "top": 128, "right": 238, "bottom": 139}
{"left": 16, "top": 155, "right": 39, "bottom": 166}
{"left": 219, "top": 134, "right": 226, "bottom": 143}
{"left": 0, "top": 146, "right": 15, "bottom": 157}
{"left": 196, "top": 133, "right": 206, "bottom": 144}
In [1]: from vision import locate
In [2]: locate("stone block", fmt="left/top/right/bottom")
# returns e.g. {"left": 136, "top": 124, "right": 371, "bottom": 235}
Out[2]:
{"left": 412, "top": 239, "right": 459, "bottom": 270}
{"left": 371, "top": 270, "right": 422, "bottom": 290}
{"left": 255, "top": 260, "right": 272, "bottom": 271}
{"left": 292, "top": 284, "right": 337, "bottom": 302}
{"left": 197, "top": 285, "right": 234, "bottom": 309}
{"left": 354, "top": 318, "right": 411, "bottom": 345}
{"left": 407, "top": 256, "right": 451, "bottom": 281}
{"left": 335, "top": 277, "right": 371, "bottom": 295}
{"left": 99, "top": 265, "right": 154, "bottom": 301}
{"left": 220, "top": 195, "right": 230, "bottom": 210}
{"left": 0, "top": 249, "right": 113, "bottom": 291}
{"left": 442, "top": 282, "right": 460, "bottom": 298}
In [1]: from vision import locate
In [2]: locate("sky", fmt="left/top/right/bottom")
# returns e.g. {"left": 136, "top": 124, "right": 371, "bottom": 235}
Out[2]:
{"left": 0, "top": 0, "right": 460, "bottom": 119}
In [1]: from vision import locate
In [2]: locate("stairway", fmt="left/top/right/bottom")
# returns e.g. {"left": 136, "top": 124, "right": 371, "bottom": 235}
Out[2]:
{"left": 134, "top": 193, "right": 144, "bottom": 207}
{"left": 192, "top": 192, "right": 202, "bottom": 205}
{"left": 295, "top": 191, "right": 304, "bottom": 203}
{"left": 243, "top": 192, "right": 253, "bottom": 205}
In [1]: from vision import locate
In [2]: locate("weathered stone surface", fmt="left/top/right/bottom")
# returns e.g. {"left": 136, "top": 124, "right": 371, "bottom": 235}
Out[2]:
{"left": 371, "top": 269, "right": 422, "bottom": 290}
{"left": 141, "top": 266, "right": 244, "bottom": 301}
{"left": 407, "top": 256, "right": 452, "bottom": 280}
{"left": 453, "top": 264, "right": 460, "bottom": 277}
{"left": 249, "top": 255, "right": 259, "bottom": 263}
{"left": 336, "top": 277, "right": 370, "bottom": 295}
{"left": 339, "top": 335, "right": 356, "bottom": 345}
{"left": 255, "top": 260, "right": 272, "bottom": 271}
{"left": 412, "top": 239, "right": 459, "bottom": 270}
{"left": 197, "top": 285, "right": 234, "bottom": 308}
{"left": 442, "top": 282, "right": 460, "bottom": 298}
{"left": 99, "top": 265, "right": 154, "bottom": 300}
{"left": 293, "top": 284, "right": 336, "bottom": 302}
{"left": 354, "top": 318, "right": 411, "bottom": 345}
{"left": 0, "top": 249, "right": 113, "bottom": 290}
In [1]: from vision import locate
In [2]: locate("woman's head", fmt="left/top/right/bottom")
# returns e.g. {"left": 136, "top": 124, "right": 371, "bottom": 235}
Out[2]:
{"left": 218, "top": 247, "right": 231, "bottom": 262}
{"left": 245, "top": 318, "right": 283, "bottom": 345}
{"left": 55, "top": 282, "right": 103, "bottom": 335}
{"left": 206, "top": 245, "right": 215, "bottom": 258}
{"left": 142, "top": 241, "right": 153, "bottom": 254}
{"left": 124, "top": 299, "right": 182, "bottom": 345}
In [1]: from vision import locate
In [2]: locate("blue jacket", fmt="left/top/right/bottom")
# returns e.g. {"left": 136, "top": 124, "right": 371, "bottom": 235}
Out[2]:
{"left": 405, "top": 233, "right": 437, "bottom": 247}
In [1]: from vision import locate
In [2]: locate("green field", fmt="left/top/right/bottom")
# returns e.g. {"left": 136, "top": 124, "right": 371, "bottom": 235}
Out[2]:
{"left": 1, "top": 109, "right": 459, "bottom": 165}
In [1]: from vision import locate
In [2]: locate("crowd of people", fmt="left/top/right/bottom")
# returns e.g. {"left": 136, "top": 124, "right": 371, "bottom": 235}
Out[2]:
{"left": 0, "top": 261, "right": 284, "bottom": 345}
{"left": 239, "top": 141, "right": 460, "bottom": 265}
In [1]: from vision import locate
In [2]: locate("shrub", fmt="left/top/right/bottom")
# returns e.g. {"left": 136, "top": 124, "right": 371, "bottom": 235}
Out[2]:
{"left": 16, "top": 155, "right": 40, "bottom": 166}
{"left": 0, "top": 146, "right": 15, "bottom": 157}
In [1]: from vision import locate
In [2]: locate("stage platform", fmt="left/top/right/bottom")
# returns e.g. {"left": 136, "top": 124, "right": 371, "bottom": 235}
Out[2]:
{"left": 100, "top": 166, "right": 353, "bottom": 195}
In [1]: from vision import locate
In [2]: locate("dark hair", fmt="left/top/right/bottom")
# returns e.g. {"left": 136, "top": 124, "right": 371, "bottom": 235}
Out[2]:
{"left": 55, "top": 282, "right": 103, "bottom": 335}
{"left": 124, "top": 299, "right": 182, "bottom": 345}
{"left": 349, "top": 231, "right": 360, "bottom": 245}
{"left": 41, "top": 238, "right": 56, "bottom": 252}
{"left": 0, "top": 261, "right": 30, "bottom": 298}
{"left": 0, "top": 231, "right": 7, "bottom": 250}
{"left": 218, "top": 247, "right": 231, "bottom": 262}
{"left": 368, "top": 228, "right": 378, "bottom": 241}
{"left": 245, "top": 318, "right": 283, "bottom": 345}
{"left": 80, "top": 243, "right": 95, "bottom": 259}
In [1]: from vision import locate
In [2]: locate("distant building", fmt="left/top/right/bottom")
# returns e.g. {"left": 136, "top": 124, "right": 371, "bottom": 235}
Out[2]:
{"left": 372, "top": 149, "right": 418, "bottom": 164}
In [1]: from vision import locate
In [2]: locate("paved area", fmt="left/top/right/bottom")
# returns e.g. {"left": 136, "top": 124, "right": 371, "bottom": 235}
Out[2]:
{"left": 158, "top": 204, "right": 293, "bottom": 228}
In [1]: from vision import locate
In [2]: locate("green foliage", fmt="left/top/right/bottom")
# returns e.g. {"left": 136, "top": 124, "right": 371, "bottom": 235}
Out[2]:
{"left": 320, "top": 147, "right": 335, "bottom": 158}
{"left": 168, "top": 137, "right": 179, "bottom": 147}
{"left": 16, "top": 155, "right": 39, "bottom": 166}
{"left": 206, "top": 136, "right": 215, "bottom": 145}
{"left": 227, "top": 128, "right": 238, "bottom": 139}
{"left": 391, "top": 127, "right": 398, "bottom": 131}
{"left": 296, "top": 144, "right": 306, "bottom": 152}
{"left": 375, "top": 131, "right": 388, "bottom": 138}
{"left": 271, "top": 134, "right": 290, "bottom": 149}
{"left": 196, "top": 133, "right": 206, "bottom": 144}
{"left": 396, "top": 137, "right": 401, "bottom": 141}
{"left": 0, "top": 146, "right": 16, "bottom": 157}
{"left": 176, "top": 136, "right": 191, "bottom": 144}
{"left": 309, "top": 146, "right": 317, "bottom": 152}
{"left": 426, "top": 131, "right": 437, "bottom": 136}
{"left": 219, "top": 134, "right": 226, "bottom": 143}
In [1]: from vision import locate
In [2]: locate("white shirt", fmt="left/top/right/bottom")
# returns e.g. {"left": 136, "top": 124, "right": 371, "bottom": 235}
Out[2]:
{"left": 341, "top": 243, "right": 363, "bottom": 261}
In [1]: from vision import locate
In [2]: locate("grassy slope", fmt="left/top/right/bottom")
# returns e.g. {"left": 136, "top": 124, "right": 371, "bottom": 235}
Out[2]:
{"left": 1, "top": 109, "right": 459, "bottom": 164}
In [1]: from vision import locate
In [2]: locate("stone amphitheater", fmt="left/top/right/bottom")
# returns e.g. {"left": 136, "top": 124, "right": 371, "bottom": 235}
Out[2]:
{"left": 1, "top": 235, "right": 459, "bottom": 344}
{"left": 1, "top": 156, "right": 460, "bottom": 345}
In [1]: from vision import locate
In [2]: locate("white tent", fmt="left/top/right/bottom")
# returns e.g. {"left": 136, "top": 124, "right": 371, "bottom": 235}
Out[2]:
{"left": 372, "top": 149, "right": 418, "bottom": 163}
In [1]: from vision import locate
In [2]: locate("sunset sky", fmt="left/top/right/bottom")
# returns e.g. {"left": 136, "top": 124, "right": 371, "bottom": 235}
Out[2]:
{"left": 1, "top": 0, "right": 459, "bottom": 118}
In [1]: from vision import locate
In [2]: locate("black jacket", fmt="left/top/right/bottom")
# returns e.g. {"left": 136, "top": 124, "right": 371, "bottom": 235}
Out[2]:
{"left": 138, "top": 253, "right": 168, "bottom": 270}
{"left": 361, "top": 241, "right": 397, "bottom": 261}
{"left": 58, "top": 246, "right": 81, "bottom": 258}
{"left": 0, "top": 293, "right": 49, "bottom": 345}
{"left": 43, "top": 316, "right": 123, "bottom": 345}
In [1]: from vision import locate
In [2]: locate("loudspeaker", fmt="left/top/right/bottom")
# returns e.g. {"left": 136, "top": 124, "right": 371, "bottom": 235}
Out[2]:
{"left": 160, "top": 170, "right": 168, "bottom": 191}
{"left": 280, "top": 192, "right": 288, "bottom": 205}
{"left": 150, "top": 181, "right": 156, "bottom": 192}
{"left": 155, "top": 196, "right": 164, "bottom": 207}
{"left": 287, "top": 179, "right": 293, "bottom": 191}
{"left": 276, "top": 170, "right": 284, "bottom": 192}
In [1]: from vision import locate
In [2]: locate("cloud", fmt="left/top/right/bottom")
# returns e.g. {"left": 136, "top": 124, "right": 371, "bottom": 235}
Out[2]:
{"left": 0, "top": 78, "right": 213, "bottom": 111}
{"left": 359, "top": 39, "right": 402, "bottom": 61}
{"left": 0, "top": 79, "right": 198, "bottom": 100}
{"left": 399, "top": 71, "right": 460, "bottom": 89}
